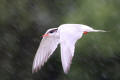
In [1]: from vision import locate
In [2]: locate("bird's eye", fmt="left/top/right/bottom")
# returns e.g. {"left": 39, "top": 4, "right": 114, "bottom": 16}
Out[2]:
{"left": 49, "top": 29, "right": 58, "bottom": 33}
{"left": 49, "top": 31, "right": 54, "bottom": 33}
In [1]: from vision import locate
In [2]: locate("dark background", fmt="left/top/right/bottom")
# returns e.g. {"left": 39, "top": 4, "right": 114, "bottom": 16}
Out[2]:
{"left": 0, "top": 0, "right": 120, "bottom": 80}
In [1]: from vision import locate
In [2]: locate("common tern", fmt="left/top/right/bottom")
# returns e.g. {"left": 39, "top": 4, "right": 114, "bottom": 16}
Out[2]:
{"left": 32, "top": 24, "right": 106, "bottom": 74}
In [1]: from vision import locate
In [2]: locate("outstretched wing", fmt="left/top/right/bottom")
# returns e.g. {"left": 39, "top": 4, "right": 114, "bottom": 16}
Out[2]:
{"left": 59, "top": 24, "right": 83, "bottom": 74}
{"left": 60, "top": 40, "right": 75, "bottom": 74}
{"left": 32, "top": 36, "right": 59, "bottom": 73}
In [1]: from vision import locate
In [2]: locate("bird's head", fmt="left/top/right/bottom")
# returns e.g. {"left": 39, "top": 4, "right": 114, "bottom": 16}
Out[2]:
{"left": 42, "top": 28, "right": 58, "bottom": 37}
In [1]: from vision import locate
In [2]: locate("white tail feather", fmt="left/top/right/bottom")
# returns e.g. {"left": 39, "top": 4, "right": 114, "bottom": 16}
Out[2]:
{"left": 92, "top": 30, "right": 106, "bottom": 32}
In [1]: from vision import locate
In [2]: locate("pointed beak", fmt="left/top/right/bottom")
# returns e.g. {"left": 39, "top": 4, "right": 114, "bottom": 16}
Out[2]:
{"left": 42, "top": 34, "right": 49, "bottom": 37}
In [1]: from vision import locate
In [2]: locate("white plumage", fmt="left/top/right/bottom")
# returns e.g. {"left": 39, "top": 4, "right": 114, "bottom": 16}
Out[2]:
{"left": 32, "top": 24, "right": 106, "bottom": 74}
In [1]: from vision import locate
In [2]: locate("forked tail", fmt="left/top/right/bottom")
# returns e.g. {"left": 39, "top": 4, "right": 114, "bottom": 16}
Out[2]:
{"left": 92, "top": 29, "right": 106, "bottom": 32}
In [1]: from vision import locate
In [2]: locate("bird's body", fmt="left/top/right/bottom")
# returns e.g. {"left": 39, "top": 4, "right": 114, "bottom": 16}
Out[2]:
{"left": 32, "top": 24, "right": 106, "bottom": 74}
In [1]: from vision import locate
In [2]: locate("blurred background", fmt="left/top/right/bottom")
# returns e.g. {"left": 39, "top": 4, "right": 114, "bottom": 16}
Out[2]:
{"left": 0, "top": 0, "right": 120, "bottom": 80}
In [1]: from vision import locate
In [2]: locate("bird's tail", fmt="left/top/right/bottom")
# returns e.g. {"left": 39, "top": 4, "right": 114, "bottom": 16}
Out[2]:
{"left": 92, "top": 29, "right": 106, "bottom": 32}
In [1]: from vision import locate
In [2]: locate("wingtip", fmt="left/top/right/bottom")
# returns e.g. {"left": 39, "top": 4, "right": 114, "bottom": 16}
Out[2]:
{"left": 63, "top": 66, "right": 70, "bottom": 74}
{"left": 32, "top": 66, "right": 41, "bottom": 73}
{"left": 64, "top": 70, "right": 69, "bottom": 74}
{"left": 32, "top": 68, "right": 37, "bottom": 74}
{"left": 32, "top": 70, "right": 35, "bottom": 74}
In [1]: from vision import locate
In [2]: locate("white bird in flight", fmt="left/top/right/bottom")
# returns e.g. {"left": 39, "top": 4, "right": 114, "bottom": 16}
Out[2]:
{"left": 32, "top": 24, "right": 106, "bottom": 74}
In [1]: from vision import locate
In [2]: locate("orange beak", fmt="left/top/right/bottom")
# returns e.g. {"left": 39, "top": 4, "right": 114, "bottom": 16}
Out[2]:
{"left": 42, "top": 34, "right": 49, "bottom": 37}
{"left": 83, "top": 31, "right": 88, "bottom": 35}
